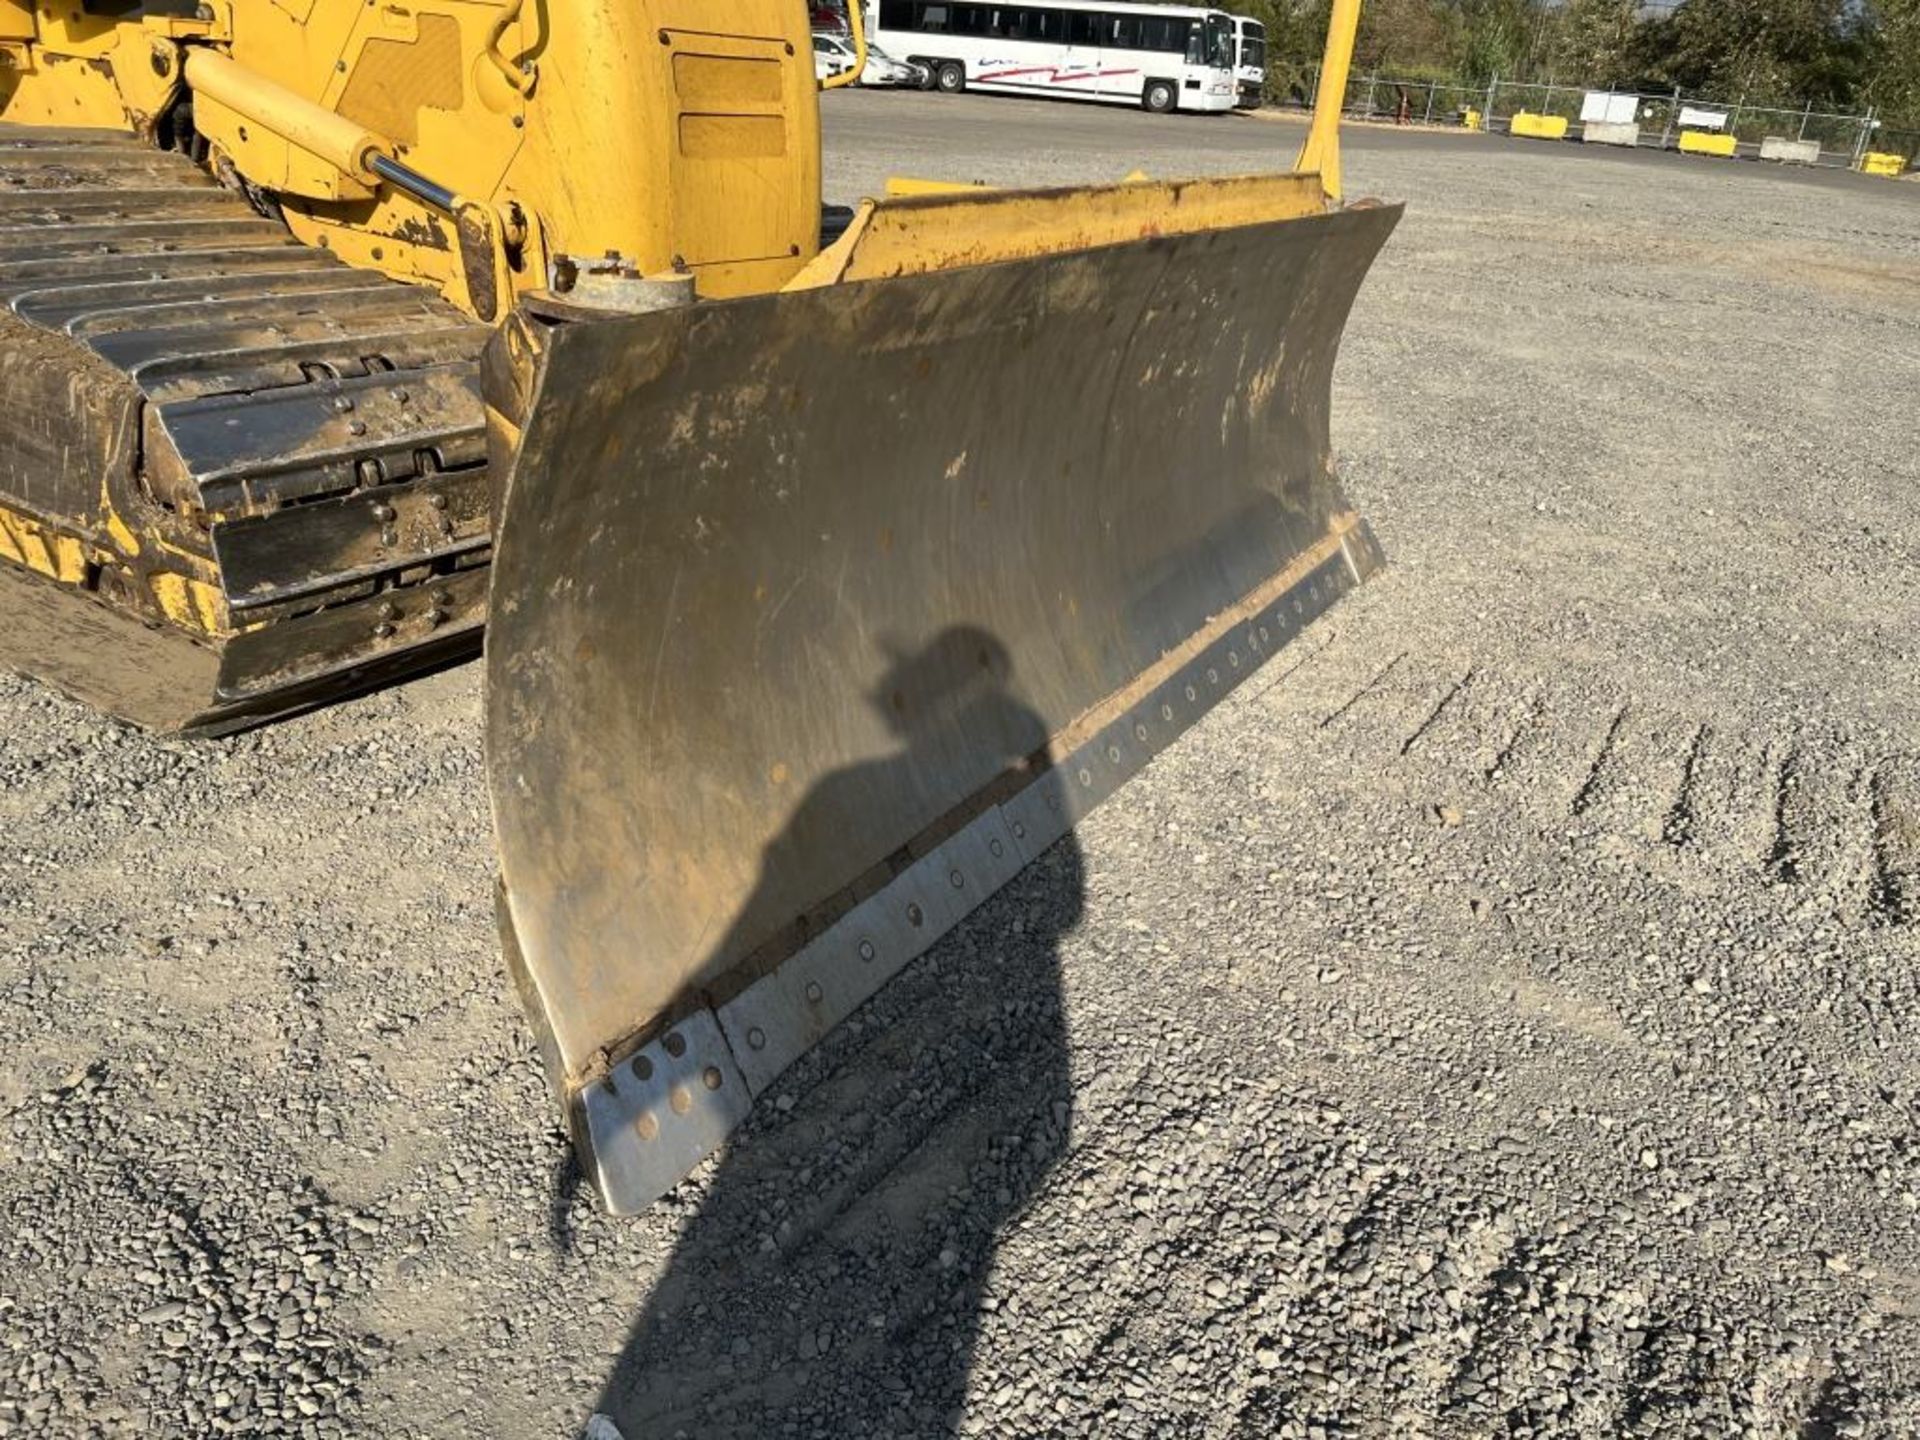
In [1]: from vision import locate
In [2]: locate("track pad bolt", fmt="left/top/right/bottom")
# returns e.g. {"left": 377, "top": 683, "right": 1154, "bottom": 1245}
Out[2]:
{"left": 379, "top": 601, "right": 400, "bottom": 622}
{"left": 425, "top": 607, "right": 446, "bottom": 627}
{"left": 428, "top": 493, "right": 449, "bottom": 510}
{"left": 348, "top": 420, "right": 368, "bottom": 437}
{"left": 381, "top": 527, "right": 398, "bottom": 546}
{"left": 332, "top": 396, "right": 354, "bottom": 413}
{"left": 373, "top": 622, "right": 395, "bottom": 639}
{"left": 371, "top": 503, "right": 396, "bottom": 522}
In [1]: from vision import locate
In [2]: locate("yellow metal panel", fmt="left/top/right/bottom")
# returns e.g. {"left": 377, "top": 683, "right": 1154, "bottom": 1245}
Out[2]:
{"left": 883, "top": 176, "right": 990, "bottom": 196}
{"left": 104, "top": 510, "right": 143, "bottom": 559}
{"left": 1292, "top": 0, "right": 1357, "bottom": 199}
{"left": 1678, "top": 131, "right": 1737, "bottom": 157}
{"left": 671, "top": 52, "right": 783, "bottom": 107}
{"left": 335, "top": 10, "right": 463, "bottom": 145}
{"left": 678, "top": 112, "right": 785, "bottom": 160}
{"left": 0, "top": 508, "right": 88, "bottom": 584}
{"left": 149, "top": 572, "right": 228, "bottom": 634}
{"left": 0, "top": 0, "right": 33, "bottom": 43}
{"left": 1860, "top": 151, "right": 1907, "bottom": 177}
{"left": 789, "top": 172, "right": 1329, "bottom": 289}
{"left": 1510, "top": 111, "right": 1568, "bottom": 140}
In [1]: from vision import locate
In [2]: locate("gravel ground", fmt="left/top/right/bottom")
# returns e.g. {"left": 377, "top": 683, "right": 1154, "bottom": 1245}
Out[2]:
{"left": 4, "top": 96, "right": 1919, "bottom": 1439}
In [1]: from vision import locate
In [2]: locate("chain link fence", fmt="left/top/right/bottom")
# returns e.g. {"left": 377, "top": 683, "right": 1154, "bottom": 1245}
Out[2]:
{"left": 1267, "top": 69, "right": 1914, "bottom": 171}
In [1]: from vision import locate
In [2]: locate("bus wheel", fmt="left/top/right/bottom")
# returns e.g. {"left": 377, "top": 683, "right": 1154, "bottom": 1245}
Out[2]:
{"left": 936, "top": 61, "right": 965, "bottom": 94}
{"left": 1143, "top": 80, "right": 1176, "bottom": 113}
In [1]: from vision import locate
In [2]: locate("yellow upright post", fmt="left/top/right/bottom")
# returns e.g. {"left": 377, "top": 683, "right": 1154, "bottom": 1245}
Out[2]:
{"left": 1294, "top": 0, "right": 1361, "bottom": 201}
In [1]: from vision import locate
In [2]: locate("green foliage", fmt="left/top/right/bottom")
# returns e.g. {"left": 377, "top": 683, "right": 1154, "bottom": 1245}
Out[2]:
{"left": 1248, "top": 0, "right": 1918, "bottom": 129}
{"left": 1861, "top": 0, "right": 1920, "bottom": 126}
{"left": 1355, "top": 0, "right": 1459, "bottom": 72}
{"left": 1454, "top": 0, "right": 1535, "bottom": 84}
{"left": 1548, "top": 0, "right": 1640, "bottom": 90}
{"left": 1634, "top": 0, "right": 1867, "bottom": 106}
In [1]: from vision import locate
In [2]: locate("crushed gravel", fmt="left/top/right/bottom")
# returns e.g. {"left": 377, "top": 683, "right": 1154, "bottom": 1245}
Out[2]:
{"left": 3, "top": 95, "right": 1918, "bottom": 1437}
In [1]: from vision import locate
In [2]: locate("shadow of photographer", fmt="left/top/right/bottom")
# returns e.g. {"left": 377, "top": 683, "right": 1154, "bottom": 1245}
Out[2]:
{"left": 590, "top": 625, "right": 1085, "bottom": 1438}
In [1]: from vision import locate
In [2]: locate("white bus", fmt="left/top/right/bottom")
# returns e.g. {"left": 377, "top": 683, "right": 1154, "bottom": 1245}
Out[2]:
{"left": 866, "top": 0, "right": 1238, "bottom": 113}
{"left": 1229, "top": 14, "right": 1265, "bottom": 108}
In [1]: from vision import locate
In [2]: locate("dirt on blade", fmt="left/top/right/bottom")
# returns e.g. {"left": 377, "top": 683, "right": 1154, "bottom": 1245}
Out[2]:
{"left": 3, "top": 97, "right": 1918, "bottom": 1439}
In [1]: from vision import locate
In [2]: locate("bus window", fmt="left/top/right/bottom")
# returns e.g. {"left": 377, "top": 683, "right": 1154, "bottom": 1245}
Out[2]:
{"left": 1205, "top": 13, "right": 1232, "bottom": 66}
{"left": 1066, "top": 10, "right": 1099, "bottom": 44}
{"left": 952, "top": 3, "right": 988, "bottom": 34}
{"left": 1138, "top": 15, "right": 1181, "bottom": 50}
{"left": 1028, "top": 7, "right": 1064, "bottom": 40}
{"left": 1107, "top": 14, "right": 1137, "bottom": 47}
{"left": 879, "top": 0, "right": 913, "bottom": 27}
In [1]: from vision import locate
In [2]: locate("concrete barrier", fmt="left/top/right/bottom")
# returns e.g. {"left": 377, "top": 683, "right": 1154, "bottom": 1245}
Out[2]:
{"left": 1509, "top": 111, "right": 1569, "bottom": 141}
{"left": 1759, "top": 136, "right": 1821, "bottom": 165}
{"left": 1678, "top": 131, "right": 1738, "bottom": 157}
{"left": 1581, "top": 121, "right": 1640, "bottom": 148}
{"left": 1860, "top": 151, "right": 1908, "bottom": 178}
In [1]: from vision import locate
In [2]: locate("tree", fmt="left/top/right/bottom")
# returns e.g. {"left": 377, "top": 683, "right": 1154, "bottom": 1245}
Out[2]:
{"left": 1548, "top": 0, "right": 1642, "bottom": 89}
{"left": 1452, "top": 0, "right": 1537, "bottom": 84}
{"left": 1356, "top": 0, "right": 1458, "bottom": 74}
{"left": 1861, "top": 0, "right": 1920, "bottom": 127}
{"left": 1638, "top": 0, "right": 1865, "bottom": 106}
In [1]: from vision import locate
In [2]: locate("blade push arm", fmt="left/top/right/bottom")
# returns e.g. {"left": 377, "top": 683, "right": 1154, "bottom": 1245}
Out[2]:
{"left": 1294, "top": 0, "right": 1361, "bottom": 201}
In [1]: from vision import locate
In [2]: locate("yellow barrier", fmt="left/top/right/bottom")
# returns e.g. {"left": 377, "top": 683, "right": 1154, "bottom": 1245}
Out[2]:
{"left": 1678, "top": 131, "right": 1738, "bottom": 157}
{"left": 1860, "top": 151, "right": 1908, "bottom": 177}
{"left": 1509, "top": 111, "right": 1568, "bottom": 141}
{"left": 1462, "top": 107, "right": 1482, "bottom": 131}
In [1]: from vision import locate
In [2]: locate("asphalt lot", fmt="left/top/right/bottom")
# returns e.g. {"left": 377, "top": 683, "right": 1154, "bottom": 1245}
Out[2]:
{"left": 821, "top": 87, "right": 1920, "bottom": 202}
{"left": 3, "top": 92, "right": 1919, "bottom": 1439}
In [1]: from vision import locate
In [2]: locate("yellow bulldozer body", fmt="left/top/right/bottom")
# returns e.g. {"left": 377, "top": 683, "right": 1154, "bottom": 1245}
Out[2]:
{"left": 0, "top": 0, "right": 1400, "bottom": 1209}
{"left": 1, "top": 0, "right": 821, "bottom": 312}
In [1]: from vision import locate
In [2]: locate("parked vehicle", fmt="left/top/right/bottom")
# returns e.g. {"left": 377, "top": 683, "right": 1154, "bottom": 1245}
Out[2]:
{"left": 815, "top": 31, "right": 932, "bottom": 86}
{"left": 1230, "top": 14, "right": 1265, "bottom": 108}
{"left": 814, "top": 31, "right": 854, "bottom": 79}
{"left": 865, "top": 0, "right": 1237, "bottom": 113}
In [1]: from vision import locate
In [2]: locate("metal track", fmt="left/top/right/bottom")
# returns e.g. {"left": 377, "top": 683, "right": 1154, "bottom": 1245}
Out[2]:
{"left": 0, "top": 125, "right": 490, "bottom": 733}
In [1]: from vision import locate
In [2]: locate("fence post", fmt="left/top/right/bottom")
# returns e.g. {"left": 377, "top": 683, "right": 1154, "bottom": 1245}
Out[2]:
{"left": 1307, "top": 61, "right": 1319, "bottom": 109}
{"left": 1660, "top": 87, "right": 1679, "bottom": 149}
{"left": 1850, "top": 105, "right": 1874, "bottom": 166}
{"left": 1423, "top": 84, "right": 1435, "bottom": 124}
{"left": 1484, "top": 73, "right": 1497, "bottom": 131}
{"left": 1797, "top": 99, "right": 1812, "bottom": 143}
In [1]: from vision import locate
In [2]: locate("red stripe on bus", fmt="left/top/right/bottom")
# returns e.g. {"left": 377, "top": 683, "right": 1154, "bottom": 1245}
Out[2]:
{"left": 974, "top": 66, "right": 1141, "bottom": 84}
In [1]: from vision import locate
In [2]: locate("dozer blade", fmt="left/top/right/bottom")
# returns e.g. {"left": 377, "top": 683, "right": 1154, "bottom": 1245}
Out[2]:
{"left": 487, "top": 189, "right": 1401, "bottom": 1212}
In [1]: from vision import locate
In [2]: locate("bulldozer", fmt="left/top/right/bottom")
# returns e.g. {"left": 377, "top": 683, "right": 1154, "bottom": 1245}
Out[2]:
{"left": 0, "top": 0, "right": 1398, "bottom": 1208}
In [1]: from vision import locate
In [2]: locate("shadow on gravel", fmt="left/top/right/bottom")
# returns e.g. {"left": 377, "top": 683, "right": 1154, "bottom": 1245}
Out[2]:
{"left": 590, "top": 628, "right": 1083, "bottom": 1439}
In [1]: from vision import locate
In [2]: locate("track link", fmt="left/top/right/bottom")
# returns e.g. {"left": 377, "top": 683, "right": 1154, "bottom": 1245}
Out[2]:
{"left": 0, "top": 125, "right": 491, "bottom": 733}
